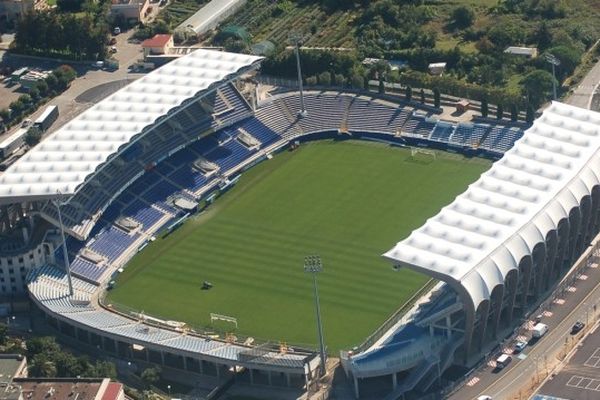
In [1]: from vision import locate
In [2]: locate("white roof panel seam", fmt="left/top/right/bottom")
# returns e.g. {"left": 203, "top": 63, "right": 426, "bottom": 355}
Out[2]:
{"left": 0, "top": 49, "right": 262, "bottom": 201}
{"left": 385, "top": 102, "right": 600, "bottom": 309}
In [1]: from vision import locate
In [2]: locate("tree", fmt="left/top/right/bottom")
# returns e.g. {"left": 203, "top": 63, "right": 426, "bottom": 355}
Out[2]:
{"left": 378, "top": 79, "right": 385, "bottom": 94}
{"left": 405, "top": 85, "right": 412, "bottom": 102}
{"left": 9, "top": 100, "right": 25, "bottom": 116}
{"left": 334, "top": 73, "right": 345, "bottom": 86}
{"left": 420, "top": 89, "right": 425, "bottom": 104}
{"left": 533, "top": 22, "right": 552, "bottom": 50}
{"left": 35, "top": 80, "right": 49, "bottom": 96}
{"left": 433, "top": 88, "right": 441, "bottom": 108}
{"left": 0, "top": 109, "right": 9, "bottom": 122}
{"left": 351, "top": 74, "right": 364, "bottom": 89}
{"left": 526, "top": 103, "right": 535, "bottom": 124}
{"left": 57, "top": 0, "right": 84, "bottom": 12}
{"left": 30, "top": 357, "right": 57, "bottom": 377}
{"left": 18, "top": 94, "right": 32, "bottom": 105}
{"left": 487, "top": 21, "right": 525, "bottom": 49}
{"left": 497, "top": 103, "right": 504, "bottom": 120}
{"left": 546, "top": 46, "right": 582, "bottom": 79}
{"left": 481, "top": 97, "right": 489, "bottom": 118}
{"left": 0, "top": 323, "right": 7, "bottom": 345}
{"left": 29, "top": 87, "right": 40, "bottom": 102}
{"left": 318, "top": 71, "right": 331, "bottom": 86}
{"left": 306, "top": 76, "right": 318, "bottom": 86}
{"left": 45, "top": 74, "right": 59, "bottom": 92}
{"left": 141, "top": 367, "right": 161, "bottom": 388}
{"left": 451, "top": 6, "right": 475, "bottom": 29}
{"left": 510, "top": 104, "right": 518, "bottom": 122}
{"left": 25, "top": 127, "right": 42, "bottom": 146}
{"left": 521, "top": 69, "right": 555, "bottom": 106}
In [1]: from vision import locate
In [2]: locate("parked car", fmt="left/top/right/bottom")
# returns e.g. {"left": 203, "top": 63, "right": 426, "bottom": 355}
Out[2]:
{"left": 513, "top": 340, "right": 527, "bottom": 353}
{"left": 109, "top": 37, "right": 117, "bottom": 45}
{"left": 532, "top": 322, "right": 549, "bottom": 338}
{"left": 113, "top": 26, "right": 121, "bottom": 35}
{"left": 110, "top": 46, "right": 117, "bottom": 53}
{"left": 495, "top": 354, "right": 512, "bottom": 370}
{"left": 571, "top": 321, "right": 585, "bottom": 334}
{"left": 477, "top": 396, "right": 492, "bottom": 400}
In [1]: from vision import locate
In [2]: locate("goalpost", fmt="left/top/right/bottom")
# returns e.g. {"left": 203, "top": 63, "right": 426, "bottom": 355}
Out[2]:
{"left": 210, "top": 313, "right": 238, "bottom": 329}
{"left": 410, "top": 147, "right": 437, "bottom": 162}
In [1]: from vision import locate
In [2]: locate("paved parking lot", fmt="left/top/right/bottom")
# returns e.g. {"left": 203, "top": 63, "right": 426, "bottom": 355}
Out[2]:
{"left": 0, "top": 28, "right": 145, "bottom": 144}
{"left": 537, "top": 322, "right": 600, "bottom": 400}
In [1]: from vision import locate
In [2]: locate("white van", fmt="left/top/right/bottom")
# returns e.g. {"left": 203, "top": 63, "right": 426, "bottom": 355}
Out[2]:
{"left": 532, "top": 322, "right": 549, "bottom": 338}
{"left": 495, "top": 354, "right": 512, "bottom": 369}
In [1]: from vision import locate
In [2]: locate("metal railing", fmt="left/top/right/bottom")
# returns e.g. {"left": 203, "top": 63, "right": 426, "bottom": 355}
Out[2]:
{"left": 350, "top": 278, "right": 437, "bottom": 354}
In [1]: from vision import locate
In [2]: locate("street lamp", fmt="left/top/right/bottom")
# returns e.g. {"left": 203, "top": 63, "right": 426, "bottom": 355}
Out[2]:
{"left": 167, "top": 384, "right": 171, "bottom": 397}
{"left": 304, "top": 255, "right": 326, "bottom": 377}
{"left": 52, "top": 192, "right": 74, "bottom": 296}
{"left": 289, "top": 32, "right": 307, "bottom": 117}
{"left": 545, "top": 53, "right": 561, "bottom": 100}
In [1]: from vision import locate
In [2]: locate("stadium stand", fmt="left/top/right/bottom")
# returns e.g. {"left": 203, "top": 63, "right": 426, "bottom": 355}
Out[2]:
{"left": 0, "top": 52, "right": 526, "bottom": 397}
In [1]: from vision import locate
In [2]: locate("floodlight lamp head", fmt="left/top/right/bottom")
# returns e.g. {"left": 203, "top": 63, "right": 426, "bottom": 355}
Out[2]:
{"left": 545, "top": 53, "right": 560, "bottom": 66}
{"left": 304, "top": 255, "right": 323, "bottom": 273}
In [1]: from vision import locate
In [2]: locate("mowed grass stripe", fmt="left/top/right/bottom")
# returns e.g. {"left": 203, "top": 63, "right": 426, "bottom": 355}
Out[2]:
{"left": 108, "top": 140, "right": 490, "bottom": 351}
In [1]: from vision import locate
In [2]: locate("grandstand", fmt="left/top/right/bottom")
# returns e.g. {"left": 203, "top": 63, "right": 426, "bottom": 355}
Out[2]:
{"left": 0, "top": 48, "right": 538, "bottom": 398}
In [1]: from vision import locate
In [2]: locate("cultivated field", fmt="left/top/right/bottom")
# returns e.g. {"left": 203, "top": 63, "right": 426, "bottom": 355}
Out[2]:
{"left": 107, "top": 140, "right": 490, "bottom": 352}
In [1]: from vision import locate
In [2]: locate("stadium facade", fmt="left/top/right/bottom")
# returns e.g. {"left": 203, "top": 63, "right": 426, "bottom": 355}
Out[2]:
{"left": 0, "top": 48, "right": 585, "bottom": 398}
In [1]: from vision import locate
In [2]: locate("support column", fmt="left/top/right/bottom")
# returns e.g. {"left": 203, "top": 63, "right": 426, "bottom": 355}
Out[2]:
{"left": 392, "top": 372, "right": 397, "bottom": 391}
{"left": 183, "top": 356, "right": 188, "bottom": 371}
{"left": 477, "top": 302, "right": 490, "bottom": 351}
{"left": 249, "top": 369, "right": 254, "bottom": 385}
{"left": 354, "top": 376, "right": 360, "bottom": 399}
{"left": 198, "top": 359, "right": 204, "bottom": 375}
{"left": 446, "top": 315, "right": 452, "bottom": 338}
{"left": 268, "top": 370, "right": 272, "bottom": 386}
{"left": 286, "top": 373, "right": 291, "bottom": 387}
{"left": 216, "top": 363, "right": 221, "bottom": 379}
{"left": 160, "top": 351, "right": 165, "bottom": 365}
{"left": 304, "top": 370, "right": 310, "bottom": 393}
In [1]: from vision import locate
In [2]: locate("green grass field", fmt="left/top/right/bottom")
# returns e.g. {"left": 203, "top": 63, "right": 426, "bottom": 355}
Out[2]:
{"left": 107, "top": 140, "right": 490, "bottom": 352}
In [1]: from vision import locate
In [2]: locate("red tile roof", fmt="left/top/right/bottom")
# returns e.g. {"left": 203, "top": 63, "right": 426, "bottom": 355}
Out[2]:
{"left": 141, "top": 34, "right": 172, "bottom": 48}
{"left": 101, "top": 382, "right": 123, "bottom": 400}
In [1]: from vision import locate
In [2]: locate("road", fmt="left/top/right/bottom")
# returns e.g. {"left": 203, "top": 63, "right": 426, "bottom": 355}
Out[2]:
{"left": 447, "top": 252, "right": 600, "bottom": 400}
{"left": 566, "top": 56, "right": 600, "bottom": 109}
{"left": 536, "top": 320, "right": 600, "bottom": 400}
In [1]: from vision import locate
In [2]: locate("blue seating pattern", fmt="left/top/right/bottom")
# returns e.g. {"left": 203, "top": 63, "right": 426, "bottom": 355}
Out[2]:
{"left": 123, "top": 201, "right": 165, "bottom": 229}
{"left": 429, "top": 123, "right": 455, "bottom": 143}
{"left": 88, "top": 227, "right": 140, "bottom": 263}
{"left": 70, "top": 257, "right": 107, "bottom": 283}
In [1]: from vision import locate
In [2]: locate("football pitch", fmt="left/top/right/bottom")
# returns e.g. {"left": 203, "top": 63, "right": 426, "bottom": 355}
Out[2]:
{"left": 107, "top": 140, "right": 490, "bottom": 352}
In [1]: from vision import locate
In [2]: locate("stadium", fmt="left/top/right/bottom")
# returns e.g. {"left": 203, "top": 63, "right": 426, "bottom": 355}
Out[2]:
{"left": 0, "top": 49, "right": 597, "bottom": 399}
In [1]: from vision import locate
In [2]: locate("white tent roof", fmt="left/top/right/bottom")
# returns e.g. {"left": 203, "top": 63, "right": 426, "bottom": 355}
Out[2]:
{"left": 0, "top": 49, "right": 262, "bottom": 203}
{"left": 384, "top": 102, "right": 600, "bottom": 309}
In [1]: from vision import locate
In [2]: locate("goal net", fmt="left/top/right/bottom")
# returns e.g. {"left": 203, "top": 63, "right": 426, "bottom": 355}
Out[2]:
{"left": 210, "top": 313, "right": 238, "bottom": 329}
{"left": 410, "top": 147, "right": 437, "bottom": 162}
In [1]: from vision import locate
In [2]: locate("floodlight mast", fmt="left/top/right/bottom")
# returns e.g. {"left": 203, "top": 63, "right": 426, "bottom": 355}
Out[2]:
{"left": 290, "top": 32, "right": 307, "bottom": 117}
{"left": 304, "top": 255, "right": 326, "bottom": 377}
{"left": 53, "top": 191, "right": 74, "bottom": 296}
{"left": 545, "top": 53, "right": 560, "bottom": 100}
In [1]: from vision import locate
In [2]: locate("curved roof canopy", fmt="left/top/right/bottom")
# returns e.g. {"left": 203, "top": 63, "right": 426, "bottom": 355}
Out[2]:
{"left": 384, "top": 102, "right": 600, "bottom": 310}
{"left": 0, "top": 49, "right": 262, "bottom": 203}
